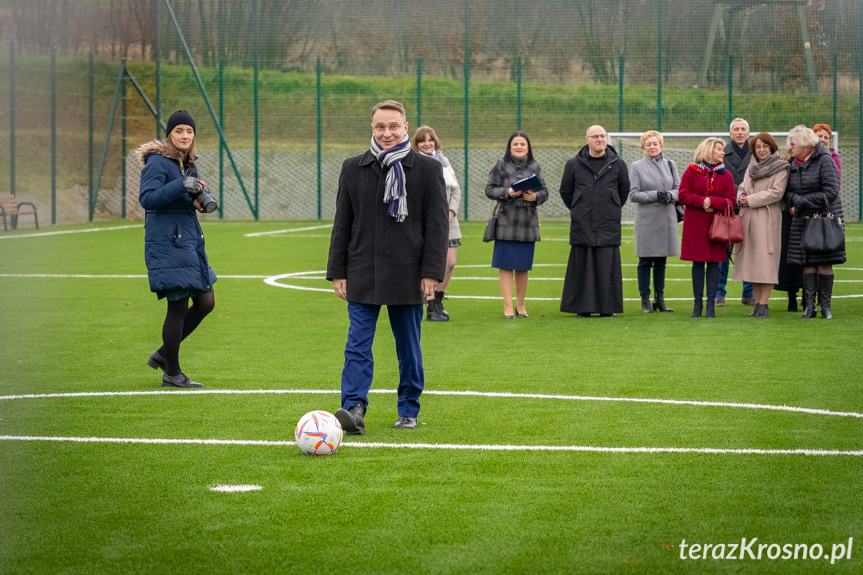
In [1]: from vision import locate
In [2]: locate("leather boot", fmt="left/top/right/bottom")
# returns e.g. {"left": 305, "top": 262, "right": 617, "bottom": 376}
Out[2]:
{"left": 753, "top": 303, "right": 768, "bottom": 318}
{"left": 787, "top": 290, "right": 798, "bottom": 312}
{"left": 425, "top": 298, "right": 448, "bottom": 322}
{"left": 691, "top": 300, "right": 703, "bottom": 318}
{"left": 641, "top": 294, "right": 654, "bottom": 313}
{"left": 800, "top": 273, "right": 818, "bottom": 319}
{"left": 818, "top": 274, "right": 834, "bottom": 319}
{"left": 434, "top": 291, "right": 450, "bottom": 319}
{"left": 653, "top": 293, "right": 673, "bottom": 312}
{"left": 705, "top": 299, "right": 716, "bottom": 318}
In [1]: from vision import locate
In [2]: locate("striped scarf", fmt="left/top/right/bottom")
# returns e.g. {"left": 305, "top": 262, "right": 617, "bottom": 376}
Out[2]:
{"left": 371, "top": 135, "right": 411, "bottom": 222}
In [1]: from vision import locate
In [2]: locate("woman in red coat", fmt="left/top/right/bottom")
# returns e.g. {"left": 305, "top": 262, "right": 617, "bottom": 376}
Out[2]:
{"left": 678, "top": 137, "right": 737, "bottom": 318}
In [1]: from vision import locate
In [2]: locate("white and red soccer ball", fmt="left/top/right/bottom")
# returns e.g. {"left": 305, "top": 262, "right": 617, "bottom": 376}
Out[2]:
{"left": 295, "top": 410, "right": 343, "bottom": 456}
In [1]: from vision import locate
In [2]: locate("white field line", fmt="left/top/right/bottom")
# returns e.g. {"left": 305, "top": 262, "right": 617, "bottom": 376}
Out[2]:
{"left": 0, "top": 435, "right": 860, "bottom": 456}
{"left": 0, "top": 274, "right": 268, "bottom": 279}
{"left": 0, "top": 224, "right": 142, "bottom": 239}
{"left": 245, "top": 224, "right": 332, "bottom": 237}
{"left": 2, "top": 388, "right": 861, "bottom": 419}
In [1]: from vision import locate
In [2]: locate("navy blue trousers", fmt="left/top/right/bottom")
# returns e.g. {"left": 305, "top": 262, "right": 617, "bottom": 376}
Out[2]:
{"left": 341, "top": 302, "right": 424, "bottom": 418}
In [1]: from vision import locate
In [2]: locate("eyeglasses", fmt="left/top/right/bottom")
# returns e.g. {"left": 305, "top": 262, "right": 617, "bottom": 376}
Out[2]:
{"left": 587, "top": 134, "right": 607, "bottom": 140}
{"left": 372, "top": 124, "right": 404, "bottom": 134}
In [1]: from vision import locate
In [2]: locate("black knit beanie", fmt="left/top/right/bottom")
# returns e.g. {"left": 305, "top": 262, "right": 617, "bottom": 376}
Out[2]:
{"left": 166, "top": 110, "right": 196, "bottom": 135}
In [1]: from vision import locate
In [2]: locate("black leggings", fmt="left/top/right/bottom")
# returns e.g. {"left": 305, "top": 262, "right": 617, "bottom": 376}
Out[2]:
{"left": 159, "top": 292, "right": 215, "bottom": 375}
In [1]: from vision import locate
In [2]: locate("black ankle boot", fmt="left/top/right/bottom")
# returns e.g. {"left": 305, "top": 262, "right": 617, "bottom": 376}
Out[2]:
{"left": 641, "top": 294, "right": 654, "bottom": 313}
{"left": 801, "top": 274, "right": 818, "bottom": 319}
{"left": 653, "top": 293, "right": 673, "bottom": 312}
{"left": 434, "top": 291, "right": 450, "bottom": 319}
{"left": 818, "top": 274, "right": 834, "bottom": 319}
{"left": 425, "top": 298, "right": 448, "bottom": 322}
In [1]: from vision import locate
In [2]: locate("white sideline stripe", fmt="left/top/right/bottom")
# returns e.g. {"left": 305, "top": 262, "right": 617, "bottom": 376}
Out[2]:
{"left": 245, "top": 224, "right": 332, "bottom": 237}
{"left": 0, "top": 435, "right": 860, "bottom": 456}
{"left": 0, "top": 224, "right": 142, "bottom": 239}
{"left": 2, "top": 388, "right": 861, "bottom": 419}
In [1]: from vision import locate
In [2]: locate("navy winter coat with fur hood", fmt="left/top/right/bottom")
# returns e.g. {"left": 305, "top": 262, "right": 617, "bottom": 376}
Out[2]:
{"left": 137, "top": 140, "right": 217, "bottom": 295}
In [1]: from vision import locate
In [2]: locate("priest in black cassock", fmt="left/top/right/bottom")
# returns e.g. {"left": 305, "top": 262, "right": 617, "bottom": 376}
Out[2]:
{"left": 559, "top": 125, "right": 630, "bottom": 317}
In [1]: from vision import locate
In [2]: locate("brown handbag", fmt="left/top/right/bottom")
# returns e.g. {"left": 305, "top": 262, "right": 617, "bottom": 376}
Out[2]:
{"left": 708, "top": 203, "right": 744, "bottom": 244}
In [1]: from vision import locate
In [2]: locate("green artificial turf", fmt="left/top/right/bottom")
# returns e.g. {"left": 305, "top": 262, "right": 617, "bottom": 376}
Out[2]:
{"left": 1, "top": 220, "right": 862, "bottom": 574}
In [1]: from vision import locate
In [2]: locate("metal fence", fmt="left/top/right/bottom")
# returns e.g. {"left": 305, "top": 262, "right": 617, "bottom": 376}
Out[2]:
{"left": 1, "top": 0, "right": 862, "bottom": 225}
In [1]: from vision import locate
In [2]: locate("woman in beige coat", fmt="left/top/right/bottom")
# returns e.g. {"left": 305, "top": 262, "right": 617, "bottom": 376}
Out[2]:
{"left": 732, "top": 132, "right": 789, "bottom": 318}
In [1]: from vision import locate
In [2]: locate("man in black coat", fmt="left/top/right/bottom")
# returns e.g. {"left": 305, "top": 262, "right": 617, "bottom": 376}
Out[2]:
{"left": 559, "top": 125, "right": 630, "bottom": 317}
{"left": 717, "top": 117, "right": 755, "bottom": 307}
{"left": 327, "top": 100, "right": 448, "bottom": 434}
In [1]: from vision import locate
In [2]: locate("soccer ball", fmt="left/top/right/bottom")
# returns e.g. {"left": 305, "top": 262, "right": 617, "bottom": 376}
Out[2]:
{"left": 295, "top": 410, "right": 343, "bottom": 456}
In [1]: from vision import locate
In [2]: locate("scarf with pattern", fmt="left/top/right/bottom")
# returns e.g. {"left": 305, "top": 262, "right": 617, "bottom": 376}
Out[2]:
{"left": 689, "top": 162, "right": 726, "bottom": 196}
{"left": 371, "top": 135, "right": 411, "bottom": 222}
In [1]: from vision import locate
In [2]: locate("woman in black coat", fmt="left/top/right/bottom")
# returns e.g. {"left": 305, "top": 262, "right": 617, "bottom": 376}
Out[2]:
{"left": 484, "top": 131, "right": 549, "bottom": 319}
{"left": 137, "top": 110, "right": 217, "bottom": 388}
{"left": 784, "top": 125, "right": 845, "bottom": 319}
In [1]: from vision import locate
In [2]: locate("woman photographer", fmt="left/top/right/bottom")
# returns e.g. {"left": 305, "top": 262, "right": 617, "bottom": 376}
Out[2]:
{"left": 137, "top": 110, "right": 217, "bottom": 388}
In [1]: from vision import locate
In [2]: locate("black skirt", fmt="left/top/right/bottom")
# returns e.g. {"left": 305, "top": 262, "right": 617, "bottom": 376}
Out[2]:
{"left": 560, "top": 246, "right": 623, "bottom": 315}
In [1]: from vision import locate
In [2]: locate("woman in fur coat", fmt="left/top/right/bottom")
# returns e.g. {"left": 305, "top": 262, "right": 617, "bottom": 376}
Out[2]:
{"left": 136, "top": 110, "right": 217, "bottom": 388}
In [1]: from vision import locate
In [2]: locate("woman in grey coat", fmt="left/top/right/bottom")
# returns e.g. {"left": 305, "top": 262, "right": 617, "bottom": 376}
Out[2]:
{"left": 628, "top": 131, "right": 680, "bottom": 313}
{"left": 485, "top": 131, "right": 549, "bottom": 319}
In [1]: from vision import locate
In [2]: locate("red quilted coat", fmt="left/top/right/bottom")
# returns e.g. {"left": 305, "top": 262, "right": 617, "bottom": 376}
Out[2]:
{"left": 678, "top": 164, "right": 737, "bottom": 262}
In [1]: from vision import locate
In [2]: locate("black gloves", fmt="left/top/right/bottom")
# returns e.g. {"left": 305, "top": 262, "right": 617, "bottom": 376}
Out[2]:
{"left": 657, "top": 191, "right": 672, "bottom": 204}
{"left": 183, "top": 176, "right": 202, "bottom": 194}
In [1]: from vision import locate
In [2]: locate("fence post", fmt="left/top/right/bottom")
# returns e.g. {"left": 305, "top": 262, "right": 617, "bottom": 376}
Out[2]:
{"left": 121, "top": 63, "right": 127, "bottom": 220}
{"left": 51, "top": 47, "right": 57, "bottom": 224}
{"left": 727, "top": 54, "right": 733, "bottom": 127}
{"left": 618, "top": 54, "right": 624, "bottom": 132}
{"left": 516, "top": 54, "right": 522, "bottom": 131}
{"left": 156, "top": 0, "right": 161, "bottom": 139}
{"left": 253, "top": 0, "right": 259, "bottom": 220}
{"left": 317, "top": 56, "right": 322, "bottom": 220}
{"left": 218, "top": 57, "right": 224, "bottom": 219}
{"left": 88, "top": 52, "right": 94, "bottom": 218}
{"left": 657, "top": 0, "right": 662, "bottom": 132}
{"left": 416, "top": 56, "right": 422, "bottom": 128}
{"left": 463, "top": 0, "right": 470, "bottom": 221}
{"left": 9, "top": 40, "right": 14, "bottom": 197}
{"left": 832, "top": 52, "right": 838, "bottom": 133}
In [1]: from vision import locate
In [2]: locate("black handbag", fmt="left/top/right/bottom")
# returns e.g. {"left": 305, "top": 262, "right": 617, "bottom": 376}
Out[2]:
{"left": 482, "top": 202, "right": 501, "bottom": 243}
{"left": 801, "top": 194, "right": 845, "bottom": 251}
{"left": 802, "top": 213, "right": 844, "bottom": 251}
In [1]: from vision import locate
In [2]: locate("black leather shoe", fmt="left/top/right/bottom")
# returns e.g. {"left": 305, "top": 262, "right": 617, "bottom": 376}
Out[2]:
{"left": 434, "top": 291, "right": 450, "bottom": 319}
{"left": 576, "top": 313, "right": 591, "bottom": 318}
{"left": 335, "top": 403, "right": 366, "bottom": 435}
{"left": 147, "top": 349, "right": 167, "bottom": 372}
{"left": 162, "top": 372, "right": 203, "bottom": 388}
{"left": 393, "top": 416, "right": 417, "bottom": 429}
{"left": 516, "top": 311, "right": 529, "bottom": 318}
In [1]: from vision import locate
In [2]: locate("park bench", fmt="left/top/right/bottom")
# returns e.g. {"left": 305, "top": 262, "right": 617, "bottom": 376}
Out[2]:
{"left": 0, "top": 193, "right": 38, "bottom": 231}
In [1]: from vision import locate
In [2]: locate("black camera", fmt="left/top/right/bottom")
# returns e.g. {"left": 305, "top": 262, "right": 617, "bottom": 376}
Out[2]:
{"left": 183, "top": 173, "right": 218, "bottom": 213}
{"left": 192, "top": 185, "right": 218, "bottom": 213}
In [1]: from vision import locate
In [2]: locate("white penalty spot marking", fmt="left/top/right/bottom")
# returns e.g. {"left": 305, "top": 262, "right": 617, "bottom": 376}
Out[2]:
{"left": 209, "top": 483, "right": 263, "bottom": 493}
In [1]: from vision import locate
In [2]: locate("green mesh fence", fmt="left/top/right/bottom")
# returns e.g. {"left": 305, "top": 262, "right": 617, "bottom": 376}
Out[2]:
{"left": 1, "top": 0, "right": 862, "bottom": 225}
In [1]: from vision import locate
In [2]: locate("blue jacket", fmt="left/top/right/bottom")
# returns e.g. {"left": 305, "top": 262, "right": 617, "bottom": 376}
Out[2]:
{"left": 137, "top": 140, "right": 216, "bottom": 294}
